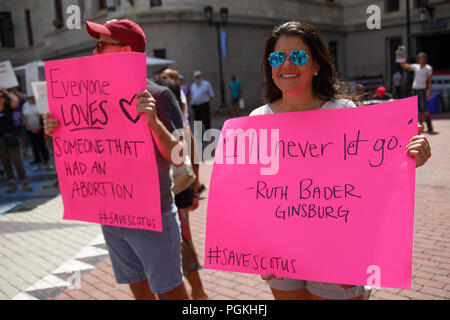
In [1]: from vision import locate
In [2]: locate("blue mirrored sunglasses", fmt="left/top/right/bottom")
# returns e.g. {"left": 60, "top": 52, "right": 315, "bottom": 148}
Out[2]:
{"left": 268, "top": 50, "right": 308, "bottom": 67}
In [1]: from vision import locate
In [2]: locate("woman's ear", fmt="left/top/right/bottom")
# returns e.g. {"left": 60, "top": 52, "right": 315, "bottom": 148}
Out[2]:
{"left": 313, "top": 60, "right": 320, "bottom": 76}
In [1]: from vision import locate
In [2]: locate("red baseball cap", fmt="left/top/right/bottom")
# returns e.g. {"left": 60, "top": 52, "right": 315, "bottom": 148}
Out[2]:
{"left": 86, "top": 19, "right": 146, "bottom": 53}
{"left": 376, "top": 86, "right": 386, "bottom": 96}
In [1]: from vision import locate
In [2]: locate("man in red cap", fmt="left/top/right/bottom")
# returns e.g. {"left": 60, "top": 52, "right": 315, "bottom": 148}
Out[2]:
{"left": 44, "top": 19, "right": 191, "bottom": 300}
{"left": 373, "top": 86, "right": 393, "bottom": 101}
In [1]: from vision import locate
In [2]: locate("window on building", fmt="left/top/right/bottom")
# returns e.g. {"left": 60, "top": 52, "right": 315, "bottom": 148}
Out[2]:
{"left": 25, "top": 9, "right": 34, "bottom": 47}
{"left": 0, "top": 12, "right": 15, "bottom": 47}
{"left": 153, "top": 49, "right": 166, "bottom": 59}
{"left": 99, "top": 0, "right": 107, "bottom": 10}
{"left": 385, "top": 0, "right": 400, "bottom": 12}
{"left": 328, "top": 41, "right": 338, "bottom": 72}
{"left": 151, "top": 0, "right": 162, "bottom": 7}
{"left": 54, "top": 0, "right": 64, "bottom": 29}
{"left": 414, "top": 0, "right": 425, "bottom": 7}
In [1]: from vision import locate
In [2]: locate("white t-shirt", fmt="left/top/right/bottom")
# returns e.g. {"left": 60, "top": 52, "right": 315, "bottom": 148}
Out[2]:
{"left": 180, "top": 89, "right": 189, "bottom": 126}
{"left": 411, "top": 64, "right": 432, "bottom": 90}
{"left": 22, "top": 101, "right": 41, "bottom": 130}
{"left": 249, "top": 98, "right": 357, "bottom": 116}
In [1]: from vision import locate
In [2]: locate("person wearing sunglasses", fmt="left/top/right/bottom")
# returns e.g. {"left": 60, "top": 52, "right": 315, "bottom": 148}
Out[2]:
{"left": 250, "top": 21, "right": 432, "bottom": 300}
{"left": 44, "top": 19, "right": 191, "bottom": 300}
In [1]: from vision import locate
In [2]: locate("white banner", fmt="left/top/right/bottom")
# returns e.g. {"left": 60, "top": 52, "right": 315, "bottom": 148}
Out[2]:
{"left": 31, "top": 81, "right": 48, "bottom": 114}
{"left": 0, "top": 60, "right": 19, "bottom": 89}
{"left": 25, "top": 61, "right": 39, "bottom": 95}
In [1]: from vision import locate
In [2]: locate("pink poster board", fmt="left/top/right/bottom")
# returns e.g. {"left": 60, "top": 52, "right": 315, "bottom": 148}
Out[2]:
{"left": 45, "top": 52, "right": 162, "bottom": 231}
{"left": 205, "top": 97, "right": 417, "bottom": 288}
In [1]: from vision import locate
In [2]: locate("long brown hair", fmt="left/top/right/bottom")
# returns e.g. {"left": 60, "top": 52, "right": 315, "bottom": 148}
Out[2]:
{"left": 262, "top": 21, "right": 361, "bottom": 104}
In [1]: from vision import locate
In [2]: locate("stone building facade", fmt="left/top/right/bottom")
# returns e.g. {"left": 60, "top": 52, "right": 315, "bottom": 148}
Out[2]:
{"left": 1, "top": 0, "right": 449, "bottom": 111}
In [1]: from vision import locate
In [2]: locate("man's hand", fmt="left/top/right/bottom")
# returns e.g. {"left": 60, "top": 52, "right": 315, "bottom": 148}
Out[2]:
{"left": 407, "top": 125, "right": 432, "bottom": 168}
{"left": 43, "top": 112, "right": 59, "bottom": 136}
{"left": 136, "top": 90, "right": 157, "bottom": 128}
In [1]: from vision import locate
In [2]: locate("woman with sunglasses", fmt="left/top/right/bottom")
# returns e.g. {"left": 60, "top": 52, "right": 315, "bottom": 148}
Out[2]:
{"left": 250, "top": 21, "right": 431, "bottom": 300}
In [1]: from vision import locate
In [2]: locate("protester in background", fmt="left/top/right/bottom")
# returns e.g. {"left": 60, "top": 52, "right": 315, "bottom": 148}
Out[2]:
{"left": 372, "top": 86, "right": 393, "bottom": 101}
{"left": 392, "top": 68, "right": 403, "bottom": 99}
{"left": 251, "top": 21, "right": 432, "bottom": 300}
{"left": 22, "top": 95, "right": 51, "bottom": 171}
{"left": 161, "top": 69, "right": 190, "bottom": 127}
{"left": 155, "top": 77, "right": 208, "bottom": 300}
{"left": 228, "top": 75, "right": 242, "bottom": 116}
{"left": 10, "top": 87, "right": 30, "bottom": 159}
{"left": 179, "top": 74, "right": 190, "bottom": 100}
{"left": 0, "top": 88, "right": 33, "bottom": 193}
{"left": 43, "top": 19, "right": 191, "bottom": 300}
{"left": 190, "top": 70, "right": 214, "bottom": 131}
{"left": 399, "top": 52, "right": 434, "bottom": 133}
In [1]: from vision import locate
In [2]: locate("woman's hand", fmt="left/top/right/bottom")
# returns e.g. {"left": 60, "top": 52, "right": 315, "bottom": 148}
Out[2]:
{"left": 43, "top": 112, "right": 59, "bottom": 136}
{"left": 188, "top": 195, "right": 199, "bottom": 211}
{"left": 136, "top": 90, "right": 157, "bottom": 128}
{"left": 406, "top": 125, "right": 431, "bottom": 168}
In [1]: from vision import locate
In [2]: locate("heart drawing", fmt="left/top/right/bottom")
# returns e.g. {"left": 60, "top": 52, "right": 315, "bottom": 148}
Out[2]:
{"left": 119, "top": 94, "right": 140, "bottom": 124}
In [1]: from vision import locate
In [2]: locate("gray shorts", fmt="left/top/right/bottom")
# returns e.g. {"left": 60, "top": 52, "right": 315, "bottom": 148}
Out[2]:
{"left": 101, "top": 207, "right": 183, "bottom": 294}
{"left": 268, "top": 278, "right": 368, "bottom": 300}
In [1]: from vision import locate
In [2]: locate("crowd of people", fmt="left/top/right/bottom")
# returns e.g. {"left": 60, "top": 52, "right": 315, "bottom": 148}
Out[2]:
{"left": 36, "top": 18, "right": 432, "bottom": 301}
{"left": 0, "top": 87, "right": 53, "bottom": 193}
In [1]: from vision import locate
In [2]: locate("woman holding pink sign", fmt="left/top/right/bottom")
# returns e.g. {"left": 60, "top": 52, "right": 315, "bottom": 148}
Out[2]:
{"left": 251, "top": 21, "right": 432, "bottom": 300}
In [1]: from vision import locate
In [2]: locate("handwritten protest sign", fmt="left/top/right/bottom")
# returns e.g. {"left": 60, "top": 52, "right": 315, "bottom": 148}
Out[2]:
{"left": 204, "top": 97, "right": 417, "bottom": 289}
{"left": 0, "top": 60, "right": 19, "bottom": 89}
{"left": 26, "top": 61, "right": 39, "bottom": 95}
{"left": 45, "top": 52, "right": 162, "bottom": 231}
{"left": 31, "top": 81, "right": 48, "bottom": 114}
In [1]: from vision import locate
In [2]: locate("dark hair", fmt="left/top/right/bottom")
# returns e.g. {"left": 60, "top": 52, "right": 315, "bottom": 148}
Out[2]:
{"left": 262, "top": 21, "right": 361, "bottom": 104}
{"left": 155, "top": 77, "right": 183, "bottom": 113}
{"left": 417, "top": 52, "right": 428, "bottom": 60}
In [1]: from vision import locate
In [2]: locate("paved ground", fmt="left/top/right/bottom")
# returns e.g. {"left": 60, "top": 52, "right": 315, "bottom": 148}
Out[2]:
{"left": 1, "top": 114, "right": 449, "bottom": 300}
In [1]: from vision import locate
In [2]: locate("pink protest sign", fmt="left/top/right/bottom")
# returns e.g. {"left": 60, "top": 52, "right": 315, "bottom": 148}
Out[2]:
{"left": 45, "top": 52, "right": 162, "bottom": 231}
{"left": 205, "top": 97, "right": 417, "bottom": 289}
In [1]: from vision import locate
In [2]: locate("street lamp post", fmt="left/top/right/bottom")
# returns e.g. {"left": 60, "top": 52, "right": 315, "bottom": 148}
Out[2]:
{"left": 204, "top": 6, "right": 228, "bottom": 109}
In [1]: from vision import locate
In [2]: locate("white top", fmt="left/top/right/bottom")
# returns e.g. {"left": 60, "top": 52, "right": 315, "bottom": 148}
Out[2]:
{"left": 22, "top": 101, "right": 41, "bottom": 130}
{"left": 249, "top": 98, "right": 357, "bottom": 116}
{"left": 180, "top": 89, "right": 189, "bottom": 126}
{"left": 411, "top": 64, "right": 433, "bottom": 90}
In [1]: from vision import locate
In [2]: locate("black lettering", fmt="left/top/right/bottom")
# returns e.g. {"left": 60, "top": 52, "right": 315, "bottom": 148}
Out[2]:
{"left": 287, "top": 141, "right": 298, "bottom": 157}
{"left": 299, "top": 178, "right": 313, "bottom": 199}
{"left": 309, "top": 143, "right": 320, "bottom": 157}
{"left": 49, "top": 68, "right": 64, "bottom": 99}
{"left": 345, "top": 184, "right": 362, "bottom": 198}
{"left": 54, "top": 137, "right": 62, "bottom": 157}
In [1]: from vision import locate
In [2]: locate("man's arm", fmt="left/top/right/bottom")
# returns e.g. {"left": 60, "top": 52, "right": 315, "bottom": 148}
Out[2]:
{"left": 136, "top": 89, "right": 184, "bottom": 167}
{"left": 1, "top": 89, "right": 19, "bottom": 109}
{"left": 399, "top": 62, "right": 413, "bottom": 71}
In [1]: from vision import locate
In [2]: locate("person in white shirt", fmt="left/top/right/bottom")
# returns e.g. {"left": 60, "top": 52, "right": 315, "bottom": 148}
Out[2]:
{"left": 400, "top": 52, "right": 434, "bottom": 133}
{"left": 190, "top": 71, "right": 214, "bottom": 131}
